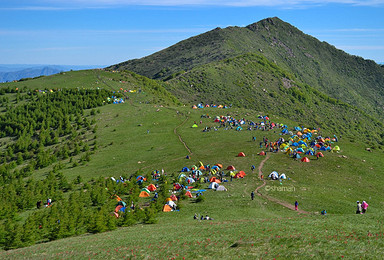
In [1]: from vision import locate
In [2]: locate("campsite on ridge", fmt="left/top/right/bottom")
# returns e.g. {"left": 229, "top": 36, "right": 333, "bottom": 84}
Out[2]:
{"left": 0, "top": 17, "right": 384, "bottom": 259}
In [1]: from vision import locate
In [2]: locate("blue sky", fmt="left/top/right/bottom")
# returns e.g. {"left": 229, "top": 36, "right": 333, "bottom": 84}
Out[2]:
{"left": 1, "top": 0, "right": 384, "bottom": 66}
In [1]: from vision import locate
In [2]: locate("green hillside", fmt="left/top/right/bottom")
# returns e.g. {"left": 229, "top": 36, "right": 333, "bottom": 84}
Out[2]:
{"left": 109, "top": 17, "right": 384, "bottom": 122}
{"left": 1, "top": 18, "right": 384, "bottom": 259}
{"left": 165, "top": 53, "right": 384, "bottom": 148}
{"left": 0, "top": 77, "right": 383, "bottom": 257}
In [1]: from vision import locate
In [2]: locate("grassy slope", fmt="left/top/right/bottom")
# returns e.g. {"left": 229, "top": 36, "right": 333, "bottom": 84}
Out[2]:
{"left": 1, "top": 70, "right": 384, "bottom": 258}
{"left": 1, "top": 104, "right": 383, "bottom": 258}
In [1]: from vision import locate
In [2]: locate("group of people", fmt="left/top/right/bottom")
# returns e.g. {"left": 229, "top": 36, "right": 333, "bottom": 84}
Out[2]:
{"left": 194, "top": 213, "right": 213, "bottom": 220}
{"left": 356, "top": 201, "right": 369, "bottom": 214}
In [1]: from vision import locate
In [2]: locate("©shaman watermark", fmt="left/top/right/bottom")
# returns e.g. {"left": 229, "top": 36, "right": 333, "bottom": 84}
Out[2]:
{"left": 265, "top": 185, "right": 296, "bottom": 192}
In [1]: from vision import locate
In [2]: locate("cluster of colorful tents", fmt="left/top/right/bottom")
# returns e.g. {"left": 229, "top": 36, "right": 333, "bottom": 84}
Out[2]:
{"left": 279, "top": 127, "right": 341, "bottom": 162}
{"left": 139, "top": 183, "right": 157, "bottom": 197}
{"left": 192, "top": 103, "right": 230, "bottom": 109}
{"left": 106, "top": 95, "right": 125, "bottom": 104}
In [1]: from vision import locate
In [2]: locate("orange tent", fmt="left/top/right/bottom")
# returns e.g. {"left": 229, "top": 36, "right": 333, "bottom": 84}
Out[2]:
{"left": 115, "top": 205, "right": 123, "bottom": 213}
{"left": 209, "top": 176, "right": 221, "bottom": 183}
{"left": 199, "top": 165, "right": 205, "bottom": 170}
{"left": 301, "top": 157, "right": 310, "bottom": 162}
{"left": 237, "top": 152, "right": 246, "bottom": 157}
{"left": 163, "top": 204, "right": 173, "bottom": 212}
{"left": 139, "top": 191, "right": 150, "bottom": 197}
{"left": 185, "top": 190, "right": 193, "bottom": 198}
{"left": 215, "top": 163, "right": 223, "bottom": 168}
{"left": 235, "top": 171, "right": 246, "bottom": 178}
{"left": 147, "top": 184, "right": 157, "bottom": 192}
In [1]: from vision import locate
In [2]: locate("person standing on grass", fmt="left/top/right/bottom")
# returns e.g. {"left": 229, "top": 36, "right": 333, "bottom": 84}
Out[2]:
{"left": 294, "top": 200, "right": 298, "bottom": 210}
{"left": 251, "top": 191, "right": 255, "bottom": 200}
{"left": 362, "top": 201, "right": 369, "bottom": 214}
{"left": 356, "top": 201, "right": 362, "bottom": 214}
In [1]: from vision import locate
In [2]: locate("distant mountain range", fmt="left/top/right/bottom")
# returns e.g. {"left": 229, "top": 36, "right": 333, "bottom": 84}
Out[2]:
{"left": 0, "top": 64, "right": 105, "bottom": 83}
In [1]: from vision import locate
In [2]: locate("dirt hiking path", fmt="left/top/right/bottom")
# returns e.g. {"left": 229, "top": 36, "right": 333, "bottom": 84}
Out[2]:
{"left": 255, "top": 153, "right": 309, "bottom": 214}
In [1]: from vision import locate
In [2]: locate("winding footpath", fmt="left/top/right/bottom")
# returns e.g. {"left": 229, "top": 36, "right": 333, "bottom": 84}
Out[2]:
{"left": 255, "top": 153, "right": 309, "bottom": 214}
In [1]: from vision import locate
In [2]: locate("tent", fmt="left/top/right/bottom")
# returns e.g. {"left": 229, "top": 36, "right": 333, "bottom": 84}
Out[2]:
{"left": 211, "top": 165, "right": 220, "bottom": 171}
{"left": 258, "top": 151, "right": 266, "bottom": 156}
{"left": 166, "top": 200, "right": 177, "bottom": 207}
{"left": 178, "top": 173, "right": 187, "bottom": 181}
{"left": 181, "top": 167, "right": 190, "bottom": 172}
{"left": 332, "top": 146, "right": 340, "bottom": 153}
{"left": 185, "top": 190, "right": 193, "bottom": 198}
{"left": 301, "top": 157, "right": 310, "bottom": 162}
{"left": 147, "top": 184, "right": 157, "bottom": 192}
{"left": 186, "top": 177, "right": 195, "bottom": 184}
{"left": 192, "top": 124, "right": 198, "bottom": 128}
{"left": 216, "top": 185, "right": 227, "bottom": 191}
{"left": 115, "top": 205, "right": 123, "bottom": 212}
{"left": 194, "top": 170, "right": 203, "bottom": 176}
{"left": 139, "top": 190, "right": 150, "bottom": 197}
{"left": 235, "top": 171, "right": 246, "bottom": 178}
{"left": 293, "top": 153, "right": 301, "bottom": 159}
{"left": 237, "top": 152, "right": 246, "bottom": 157}
{"left": 316, "top": 152, "right": 324, "bottom": 158}
{"left": 170, "top": 194, "right": 178, "bottom": 201}
{"left": 268, "top": 171, "right": 279, "bottom": 180}
{"left": 163, "top": 204, "right": 173, "bottom": 212}
{"left": 227, "top": 165, "right": 236, "bottom": 171}
{"left": 208, "top": 182, "right": 219, "bottom": 189}
{"left": 173, "top": 183, "right": 182, "bottom": 190}
{"left": 209, "top": 176, "right": 221, "bottom": 183}
{"left": 117, "top": 201, "right": 127, "bottom": 207}
{"left": 305, "top": 150, "right": 314, "bottom": 155}
{"left": 279, "top": 173, "right": 287, "bottom": 179}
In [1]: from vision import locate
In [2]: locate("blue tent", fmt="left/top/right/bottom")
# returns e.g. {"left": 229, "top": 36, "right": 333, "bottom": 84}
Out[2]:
{"left": 181, "top": 167, "right": 190, "bottom": 172}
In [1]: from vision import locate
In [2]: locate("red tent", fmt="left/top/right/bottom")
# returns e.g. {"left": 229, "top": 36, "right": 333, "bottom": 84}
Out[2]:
{"left": 316, "top": 152, "right": 324, "bottom": 158}
{"left": 258, "top": 151, "right": 266, "bottom": 156}
{"left": 237, "top": 152, "right": 246, "bottom": 157}
{"left": 147, "top": 184, "right": 157, "bottom": 192}
{"left": 301, "top": 157, "right": 310, "bottom": 162}
{"left": 227, "top": 165, "right": 236, "bottom": 170}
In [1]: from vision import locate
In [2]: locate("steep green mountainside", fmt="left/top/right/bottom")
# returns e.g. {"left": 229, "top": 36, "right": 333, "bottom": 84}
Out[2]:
{"left": 166, "top": 53, "right": 384, "bottom": 148}
{"left": 109, "top": 17, "right": 384, "bottom": 121}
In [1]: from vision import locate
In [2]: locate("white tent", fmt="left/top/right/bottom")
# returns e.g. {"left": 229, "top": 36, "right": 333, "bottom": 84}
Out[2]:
{"left": 216, "top": 185, "right": 227, "bottom": 191}
{"left": 208, "top": 182, "right": 219, "bottom": 190}
{"left": 268, "top": 171, "right": 279, "bottom": 180}
{"left": 166, "top": 200, "right": 177, "bottom": 208}
{"left": 279, "top": 173, "right": 287, "bottom": 179}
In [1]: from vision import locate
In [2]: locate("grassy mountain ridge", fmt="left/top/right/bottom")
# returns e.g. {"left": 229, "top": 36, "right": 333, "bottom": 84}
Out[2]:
{"left": 109, "top": 17, "right": 384, "bottom": 122}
